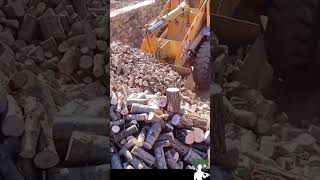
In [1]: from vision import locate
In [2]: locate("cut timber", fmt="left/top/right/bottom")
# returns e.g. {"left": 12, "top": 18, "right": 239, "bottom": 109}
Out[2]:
{"left": 47, "top": 164, "right": 109, "bottom": 180}
{"left": 154, "top": 140, "right": 171, "bottom": 148}
{"left": 131, "top": 146, "right": 156, "bottom": 166}
{"left": 165, "top": 150, "right": 181, "bottom": 169}
{"left": 119, "top": 138, "right": 138, "bottom": 155}
{"left": 154, "top": 146, "right": 167, "bottom": 169}
{"left": 53, "top": 116, "right": 107, "bottom": 157}
{"left": 127, "top": 98, "right": 149, "bottom": 106}
{"left": 185, "top": 113, "right": 209, "bottom": 130}
{"left": 193, "top": 128, "right": 205, "bottom": 143}
{"left": 157, "top": 132, "right": 174, "bottom": 142}
{"left": 20, "top": 97, "right": 43, "bottom": 158}
{"left": 125, "top": 113, "right": 148, "bottom": 122}
{"left": 148, "top": 112, "right": 165, "bottom": 127}
{"left": 169, "top": 138, "right": 190, "bottom": 157}
{"left": 1, "top": 95, "right": 24, "bottom": 137}
{"left": 137, "top": 126, "right": 149, "bottom": 147}
{"left": 144, "top": 123, "right": 162, "bottom": 150}
{"left": 166, "top": 87, "right": 181, "bottom": 113}
{"left": 34, "top": 115, "right": 60, "bottom": 169}
{"left": 64, "top": 131, "right": 108, "bottom": 165}
{"left": 0, "top": 145, "right": 24, "bottom": 180}
{"left": 130, "top": 103, "right": 156, "bottom": 114}
{"left": 111, "top": 126, "right": 120, "bottom": 134}
{"left": 174, "top": 129, "right": 195, "bottom": 145}
{"left": 122, "top": 148, "right": 144, "bottom": 169}
{"left": 112, "top": 125, "right": 139, "bottom": 143}
{"left": 171, "top": 114, "right": 193, "bottom": 129}
{"left": 184, "top": 148, "right": 203, "bottom": 165}
{"left": 111, "top": 153, "right": 123, "bottom": 169}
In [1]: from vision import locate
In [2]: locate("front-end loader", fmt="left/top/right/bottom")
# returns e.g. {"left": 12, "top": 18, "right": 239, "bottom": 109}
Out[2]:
{"left": 141, "top": 0, "right": 210, "bottom": 89}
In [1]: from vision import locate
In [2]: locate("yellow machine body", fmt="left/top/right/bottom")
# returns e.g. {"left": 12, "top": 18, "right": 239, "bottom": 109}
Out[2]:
{"left": 141, "top": 0, "right": 210, "bottom": 75}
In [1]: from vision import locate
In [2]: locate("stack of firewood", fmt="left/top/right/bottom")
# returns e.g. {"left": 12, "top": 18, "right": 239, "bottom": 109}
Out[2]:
{"left": 110, "top": 84, "right": 210, "bottom": 169}
{"left": 0, "top": 0, "right": 109, "bottom": 179}
{"left": 110, "top": 41, "right": 185, "bottom": 94}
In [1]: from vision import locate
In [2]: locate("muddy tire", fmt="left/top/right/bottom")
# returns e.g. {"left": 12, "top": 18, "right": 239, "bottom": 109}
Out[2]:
{"left": 193, "top": 41, "right": 210, "bottom": 89}
{"left": 264, "top": 0, "right": 320, "bottom": 86}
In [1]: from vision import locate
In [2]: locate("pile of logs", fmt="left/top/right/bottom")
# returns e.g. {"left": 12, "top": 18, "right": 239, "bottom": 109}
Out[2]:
{"left": 110, "top": 41, "right": 185, "bottom": 94}
{"left": 110, "top": 84, "right": 210, "bottom": 169}
{"left": 0, "top": 0, "right": 108, "bottom": 179}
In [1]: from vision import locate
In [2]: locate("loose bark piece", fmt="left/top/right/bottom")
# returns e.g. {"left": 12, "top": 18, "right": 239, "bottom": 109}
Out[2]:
{"left": 64, "top": 131, "right": 108, "bottom": 165}
{"left": 112, "top": 125, "right": 139, "bottom": 143}
{"left": 166, "top": 87, "right": 181, "bottom": 113}
{"left": 154, "top": 146, "right": 167, "bottom": 169}
{"left": 144, "top": 123, "right": 162, "bottom": 150}
{"left": 137, "top": 126, "right": 149, "bottom": 147}
{"left": 1, "top": 95, "right": 24, "bottom": 137}
{"left": 20, "top": 97, "right": 43, "bottom": 158}
{"left": 174, "top": 129, "right": 195, "bottom": 145}
{"left": 47, "top": 164, "right": 109, "bottom": 180}
{"left": 171, "top": 114, "right": 193, "bottom": 129}
{"left": 130, "top": 103, "right": 156, "bottom": 114}
{"left": 34, "top": 115, "right": 60, "bottom": 169}
{"left": 131, "top": 146, "right": 156, "bottom": 166}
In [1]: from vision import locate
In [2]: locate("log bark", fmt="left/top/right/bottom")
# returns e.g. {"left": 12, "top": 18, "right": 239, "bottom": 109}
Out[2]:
{"left": 165, "top": 150, "right": 181, "bottom": 169}
{"left": 147, "top": 112, "right": 165, "bottom": 127}
{"left": 169, "top": 137, "right": 190, "bottom": 157}
{"left": 34, "top": 115, "right": 60, "bottom": 169}
{"left": 163, "top": 123, "right": 174, "bottom": 133}
{"left": 64, "top": 131, "right": 108, "bottom": 165}
{"left": 47, "top": 164, "right": 109, "bottom": 180}
{"left": 122, "top": 148, "right": 144, "bottom": 169}
{"left": 126, "top": 98, "right": 149, "bottom": 106}
{"left": 184, "top": 148, "right": 203, "bottom": 165}
{"left": 130, "top": 103, "right": 156, "bottom": 114}
{"left": 110, "top": 119, "right": 125, "bottom": 127}
{"left": 131, "top": 146, "right": 156, "bottom": 166}
{"left": 144, "top": 123, "right": 162, "bottom": 150}
{"left": 154, "top": 140, "right": 171, "bottom": 148}
{"left": 137, "top": 126, "right": 149, "bottom": 147}
{"left": 185, "top": 113, "right": 209, "bottom": 131}
{"left": 0, "top": 145, "right": 24, "bottom": 180}
{"left": 1, "top": 95, "right": 24, "bottom": 137}
{"left": 154, "top": 146, "right": 167, "bottom": 169}
{"left": 119, "top": 137, "right": 138, "bottom": 155}
{"left": 20, "top": 97, "right": 42, "bottom": 158}
{"left": 157, "top": 132, "right": 174, "bottom": 142}
{"left": 171, "top": 114, "right": 193, "bottom": 129}
{"left": 112, "top": 125, "right": 138, "bottom": 143}
{"left": 111, "top": 153, "right": 123, "bottom": 169}
{"left": 174, "top": 129, "right": 195, "bottom": 145}
{"left": 166, "top": 87, "right": 181, "bottom": 113}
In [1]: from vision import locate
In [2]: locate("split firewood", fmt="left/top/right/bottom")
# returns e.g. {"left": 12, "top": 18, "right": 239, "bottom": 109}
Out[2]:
{"left": 137, "top": 126, "right": 149, "bottom": 147}
{"left": 64, "top": 131, "right": 108, "bottom": 165}
{"left": 20, "top": 97, "right": 43, "bottom": 158}
{"left": 131, "top": 146, "right": 156, "bottom": 166}
{"left": 47, "top": 164, "right": 109, "bottom": 180}
{"left": 1, "top": 95, "right": 24, "bottom": 137}
{"left": 34, "top": 115, "right": 60, "bottom": 169}
{"left": 144, "top": 122, "right": 162, "bottom": 150}
{"left": 166, "top": 87, "right": 181, "bottom": 113}
{"left": 165, "top": 150, "right": 181, "bottom": 169}
{"left": 174, "top": 129, "right": 195, "bottom": 145}
{"left": 154, "top": 146, "right": 167, "bottom": 169}
{"left": 112, "top": 125, "right": 139, "bottom": 143}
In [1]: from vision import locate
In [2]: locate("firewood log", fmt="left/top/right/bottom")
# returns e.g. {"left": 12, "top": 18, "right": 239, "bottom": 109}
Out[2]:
{"left": 130, "top": 103, "right": 156, "bottom": 114}
{"left": 131, "top": 146, "right": 156, "bottom": 166}
{"left": 165, "top": 150, "right": 181, "bottom": 169}
{"left": 111, "top": 152, "right": 123, "bottom": 169}
{"left": 137, "top": 126, "right": 149, "bottom": 147}
{"left": 166, "top": 87, "right": 181, "bottom": 113}
{"left": 154, "top": 146, "right": 167, "bottom": 169}
{"left": 64, "top": 131, "right": 108, "bottom": 165}
{"left": 112, "top": 125, "right": 138, "bottom": 143}
{"left": 184, "top": 148, "right": 203, "bottom": 165}
{"left": 144, "top": 122, "right": 162, "bottom": 150}
{"left": 1, "top": 95, "right": 24, "bottom": 137}
{"left": 174, "top": 129, "right": 195, "bottom": 145}
{"left": 171, "top": 114, "right": 193, "bottom": 129}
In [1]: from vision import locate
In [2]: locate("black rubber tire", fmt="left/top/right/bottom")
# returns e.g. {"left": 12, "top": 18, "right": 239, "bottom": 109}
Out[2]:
{"left": 264, "top": 0, "right": 320, "bottom": 86}
{"left": 193, "top": 41, "right": 210, "bottom": 89}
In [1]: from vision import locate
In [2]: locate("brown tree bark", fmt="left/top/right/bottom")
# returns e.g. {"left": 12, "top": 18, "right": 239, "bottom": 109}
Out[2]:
{"left": 166, "top": 87, "right": 181, "bottom": 113}
{"left": 154, "top": 146, "right": 167, "bottom": 169}
{"left": 144, "top": 123, "right": 162, "bottom": 150}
